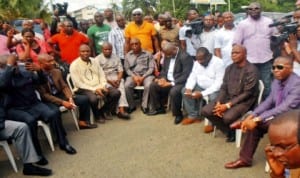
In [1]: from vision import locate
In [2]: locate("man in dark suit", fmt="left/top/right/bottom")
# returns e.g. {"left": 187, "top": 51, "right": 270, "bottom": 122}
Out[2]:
{"left": 225, "top": 56, "right": 300, "bottom": 169}
{"left": 147, "top": 42, "right": 194, "bottom": 124}
{"left": 201, "top": 45, "right": 259, "bottom": 142}
{"left": 38, "top": 53, "right": 97, "bottom": 129}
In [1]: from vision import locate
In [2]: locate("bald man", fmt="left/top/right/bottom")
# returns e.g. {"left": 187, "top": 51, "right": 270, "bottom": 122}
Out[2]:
{"left": 202, "top": 45, "right": 259, "bottom": 142}
{"left": 147, "top": 42, "right": 193, "bottom": 124}
{"left": 225, "top": 56, "right": 300, "bottom": 169}
{"left": 70, "top": 44, "right": 120, "bottom": 123}
{"left": 266, "top": 110, "right": 300, "bottom": 178}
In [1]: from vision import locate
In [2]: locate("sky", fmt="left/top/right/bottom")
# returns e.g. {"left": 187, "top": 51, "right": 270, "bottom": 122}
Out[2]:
{"left": 44, "top": 0, "right": 122, "bottom": 12}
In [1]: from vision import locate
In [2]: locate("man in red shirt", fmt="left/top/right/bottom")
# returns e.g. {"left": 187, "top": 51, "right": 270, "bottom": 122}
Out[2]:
{"left": 48, "top": 20, "right": 89, "bottom": 64}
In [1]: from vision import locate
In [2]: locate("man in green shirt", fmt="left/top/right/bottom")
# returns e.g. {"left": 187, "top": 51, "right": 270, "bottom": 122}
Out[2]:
{"left": 87, "top": 12, "right": 111, "bottom": 56}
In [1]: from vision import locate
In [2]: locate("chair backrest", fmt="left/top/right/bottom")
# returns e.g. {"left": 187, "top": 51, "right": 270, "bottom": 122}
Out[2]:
{"left": 66, "top": 74, "right": 76, "bottom": 95}
{"left": 257, "top": 80, "right": 265, "bottom": 105}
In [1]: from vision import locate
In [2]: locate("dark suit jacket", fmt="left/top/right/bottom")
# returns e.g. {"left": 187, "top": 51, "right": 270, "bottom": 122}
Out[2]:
{"left": 159, "top": 49, "right": 193, "bottom": 86}
{"left": 38, "top": 68, "right": 73, "bottom": 106}
{"left": 216, "top": 61, "right": 259, "bottom": 109}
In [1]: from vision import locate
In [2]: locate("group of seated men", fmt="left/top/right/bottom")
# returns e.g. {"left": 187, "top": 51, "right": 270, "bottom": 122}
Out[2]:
{"left": 2, "top": 5, "right": 300, "bottom": 177}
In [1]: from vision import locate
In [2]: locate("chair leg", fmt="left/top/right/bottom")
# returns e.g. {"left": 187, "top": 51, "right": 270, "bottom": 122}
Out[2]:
{"left": 90, "top": 108, "right": 94, "bottom": 124}
{"left": 38, "top": 121, "right": 55, "bottom": 152}
{"left": 70, "top": 109, "right": 80, "bottom": 131}
{"left": 236, "top": 129, "right": 242, "bottom": 148}
{"left": 0, "top": 141, "right": 18, "bottom": 172}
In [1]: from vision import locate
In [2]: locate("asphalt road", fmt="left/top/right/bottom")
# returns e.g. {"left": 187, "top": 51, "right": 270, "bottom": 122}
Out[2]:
{"left": 0, "top": 109, "right": 269, "bottom": 178}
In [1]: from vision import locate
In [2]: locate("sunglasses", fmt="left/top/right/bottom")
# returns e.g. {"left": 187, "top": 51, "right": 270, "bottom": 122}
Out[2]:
{"left": 248, "top": 7, "right": 260, "bottom": 11}
{"left": 272, "top": 65, "right": 285, "bottom": 70}
{"left": 132, "top": 13, "right": 141, "bottom": 16}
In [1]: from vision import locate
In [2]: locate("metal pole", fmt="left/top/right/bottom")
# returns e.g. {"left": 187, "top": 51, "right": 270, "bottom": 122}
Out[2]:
{"left": 228, "top": 0, "right": 231, "bottom": 12}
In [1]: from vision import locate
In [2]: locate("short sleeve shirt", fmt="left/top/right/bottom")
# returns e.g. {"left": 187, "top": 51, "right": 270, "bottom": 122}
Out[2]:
{"left": 87, "top": 24, "right": 111, "bottom": 55}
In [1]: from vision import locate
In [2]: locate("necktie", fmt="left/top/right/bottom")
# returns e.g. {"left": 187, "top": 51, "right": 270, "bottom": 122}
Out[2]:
{"left": 47, "top": 74, "right": 58, "bottom": 95}
{"left": 276, "top": 83, "right": 284, "bottom": 106}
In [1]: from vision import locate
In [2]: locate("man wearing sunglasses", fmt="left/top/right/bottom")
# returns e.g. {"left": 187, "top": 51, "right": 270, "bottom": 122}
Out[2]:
{"left": 124, "top": 8, "right": 160, "bottom": 55}
{"left": 233, "top": 2, "right": 276, "bottom": 100}
{"left": 265, "top": 110, "right": 300, "bottom": 178}
{"left": 225, "top": 56, "right": 300, "bottom": 169}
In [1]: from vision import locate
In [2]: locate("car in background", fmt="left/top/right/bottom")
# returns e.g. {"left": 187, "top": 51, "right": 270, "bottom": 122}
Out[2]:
{"left": 12, "top": 19, "right": 42, "bottom": 34}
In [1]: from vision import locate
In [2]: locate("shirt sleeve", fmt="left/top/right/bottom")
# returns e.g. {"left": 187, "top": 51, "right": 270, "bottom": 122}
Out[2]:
{"left": 185, "top": 62, "right": 197, "bottom": 90}
{"left": 201, "top": 61, "right": 225, "bottom": 97}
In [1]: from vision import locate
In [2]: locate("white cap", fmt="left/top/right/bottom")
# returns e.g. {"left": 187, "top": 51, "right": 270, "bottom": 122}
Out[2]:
{"left": 132, "top": 8, "right": 143, "bottom": 14}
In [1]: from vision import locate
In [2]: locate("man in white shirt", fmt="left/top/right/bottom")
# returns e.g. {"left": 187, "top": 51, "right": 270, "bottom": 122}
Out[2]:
{"left": 182, "top": 47, "right": 225, "bottom": 125}
{"left": 214, "top": 12, "right": 236, "bottom": 67}
{"left": 147, "top": 42, "right": 193, "bottom": 125}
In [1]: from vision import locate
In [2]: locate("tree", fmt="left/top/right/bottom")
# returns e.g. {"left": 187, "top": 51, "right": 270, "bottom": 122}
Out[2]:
{"left": 0, "top": 0, "right": 51, "bottom": 22}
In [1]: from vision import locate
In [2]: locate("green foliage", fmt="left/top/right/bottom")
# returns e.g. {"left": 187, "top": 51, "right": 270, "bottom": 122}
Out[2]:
{"left": 0, "top": 0, "right": 51, "bottom": 21}
{"left": 121, "top": 0, "right": 296, "bottom": 20}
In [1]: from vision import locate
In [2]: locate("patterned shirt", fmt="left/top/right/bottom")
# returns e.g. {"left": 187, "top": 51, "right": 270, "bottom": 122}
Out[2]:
{"left": 108, "top": 27, "right": 125, "bottom": 59}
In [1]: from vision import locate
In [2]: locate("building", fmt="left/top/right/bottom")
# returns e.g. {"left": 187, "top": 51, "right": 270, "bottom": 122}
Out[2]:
{"left": 71, "top": 5, "right": 99, "bottom": 21}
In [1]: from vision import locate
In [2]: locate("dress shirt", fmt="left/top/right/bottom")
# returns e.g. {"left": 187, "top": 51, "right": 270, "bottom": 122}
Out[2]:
{"left": 96, "top": 53, "right": 123, "bottom": 81}
{"left": 233, "top": 16, "right": 276, "bottom": 63}
{"left": 108, "top": 27, "right": 125, "bottom": 59}
{"left": 185, "top": 55, "right": 225, "bottom": 97}
{"left": 214, "top": 26, "right": 236, "bottom": 67}
{"left": 253, "top": 73, "right": 300, "bottom": 121}
{"left": 124, "top": 50, "right": 155, "bottom": 78}
{"left": 167, "top": 48, "right": 179, "bottom": 85}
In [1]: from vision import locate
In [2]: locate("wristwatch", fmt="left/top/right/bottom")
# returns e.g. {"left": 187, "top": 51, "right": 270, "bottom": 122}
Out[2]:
{"left": 253, "top": 117, "right": 262, "bottom": 123}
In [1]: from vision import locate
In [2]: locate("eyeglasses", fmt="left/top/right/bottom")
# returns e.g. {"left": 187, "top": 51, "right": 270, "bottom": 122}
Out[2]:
{"left": 270, "top": 143, "right": 298, "bottom": 154}
{"left": 272, "top": 65, "right": 285, "bottom": 70}
{"left": 248, "top": 7, "right": 260, "bottom": 11}
{"left": 132, "top": 13, "right": 141, "bottom": 16}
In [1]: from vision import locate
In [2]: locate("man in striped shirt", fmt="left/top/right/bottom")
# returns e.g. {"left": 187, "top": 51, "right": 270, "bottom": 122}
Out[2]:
{"left": 109, "top": 15, "right": 126, "bottom": 66}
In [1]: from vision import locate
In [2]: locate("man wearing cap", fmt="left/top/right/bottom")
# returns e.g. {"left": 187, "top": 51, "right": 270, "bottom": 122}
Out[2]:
{"left": 124, "top": 8, "right": 160, "bottom": 54}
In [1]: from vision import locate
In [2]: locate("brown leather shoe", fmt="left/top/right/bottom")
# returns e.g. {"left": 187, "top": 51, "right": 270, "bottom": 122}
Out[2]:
{"left": 224, "top": 159, "right": 251, "bottom": 169}
{"left": 204, "top": 125, "right": 214, "bottom": 133}
{"left": 181, "top": 118, "right": 202, "bottom": 125}
{"left": 230, "top": 120, "right": 242, "bottom": 129}
{"left": 79, "top": 121, "right": 98, "bottom": 129}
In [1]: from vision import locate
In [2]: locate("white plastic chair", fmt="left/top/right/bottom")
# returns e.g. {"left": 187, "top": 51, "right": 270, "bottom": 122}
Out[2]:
{"left": 203, "top": 96, "right": 217, "bottom": 136}
{"left": 0, "top": 140, "right": 18, "bottom": 172}
{"left": 66, "top": 74, "right": 94, "bottom": 124}
{"left": 235, "top": 80, "right": 265, "bottom": 148}
{"left": 37, "top": 121, "right": 55, "bottom": 152}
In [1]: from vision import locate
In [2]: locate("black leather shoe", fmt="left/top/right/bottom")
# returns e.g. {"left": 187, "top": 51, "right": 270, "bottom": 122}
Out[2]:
{"left": 147, "top": 109, "right": 166, "bottom": 116}
{"left": 226, "top": 130, "right": 236, "bottom": 142}
{"left": 36, "top": 156, "right": 48, "bottom": 166}
{"left": 127, "top": 107, "right": 136, "bottom": 114}
{"left": 23, "top": 163, "right": 52, "bottom": 176}
{"left": 117, "top": 112, "right": 130, "bottom": 119}
{"left": 61, "top": 145, "right": 77, "bottom": 155}
{"left": 174, "top": 115, "right": 183, "bottom": 125}
{"left": 141, "top": 107, "right": 149, "bottom": 114}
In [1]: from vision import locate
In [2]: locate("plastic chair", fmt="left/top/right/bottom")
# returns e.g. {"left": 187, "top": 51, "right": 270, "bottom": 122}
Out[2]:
{"left": 235, "top": 80, "right": 265, "bottom": 148}
{"left": 37, "top": 121, "right": 55, "bottom": 152}
{"left": 0, "top": 140, "right": 18, "bottom": 172}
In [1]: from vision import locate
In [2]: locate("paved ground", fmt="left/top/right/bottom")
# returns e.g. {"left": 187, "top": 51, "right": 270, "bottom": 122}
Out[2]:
{"left": 0, "top": 109, "right": 270, "bottom": 178}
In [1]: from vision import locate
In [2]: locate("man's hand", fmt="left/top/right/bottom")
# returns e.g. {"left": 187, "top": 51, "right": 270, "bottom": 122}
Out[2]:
{"left": 241, "top": 114, "right": 256, "bottom": 132}
{"left": 62, "top": 100, "right": 75, "bottom": 110}
{"left": 213, "top": 102, "right": 227, "bottom": 117}
{"left": 25, "top": 62, "right": 40, "bottom": 71}
{"left": 132, "top": 75, "right": 141, "bottom": 86}
{"left": 191, "top": 91, "right": 202, "bottom": 99}
{"left": 265, "top": 144, "right": 285, "bottom": 177}
{"left": 183, "top": 89, "right": 193, "bottom": 98}
{"left": 7, "top": 55, "right": 17, "bottom": 66}
{"left": 107, "top": 79, "right": 118, "bottom": 88}
{"left": 95, "top": 88, "right": 105, "bottom": 97}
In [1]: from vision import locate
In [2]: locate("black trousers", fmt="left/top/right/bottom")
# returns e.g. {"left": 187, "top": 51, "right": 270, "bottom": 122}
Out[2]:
{"left": 8, "top": 102, "right": 69, "bottom": 156}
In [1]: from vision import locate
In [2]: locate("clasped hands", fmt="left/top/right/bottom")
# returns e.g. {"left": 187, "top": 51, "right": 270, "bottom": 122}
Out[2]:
{"left": 95, "top": 87, "right": 108, "bottom": 97}
{"left": 212, "top": 102, "right": 228, "bottom": 118}
{"left": 107, "top": 79, "right": 121, "bottom": 88}
{"left": 155, "top": 78, "right": 172, "bottom": 88}
{"left": 132, "top": 75, "right": 145, "bottom": 86}
{"left": 62, "top": 98, "right": 77, "bottom": 110}
{"left": 183, "top": 89, "right": 202, "bottom": 99}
